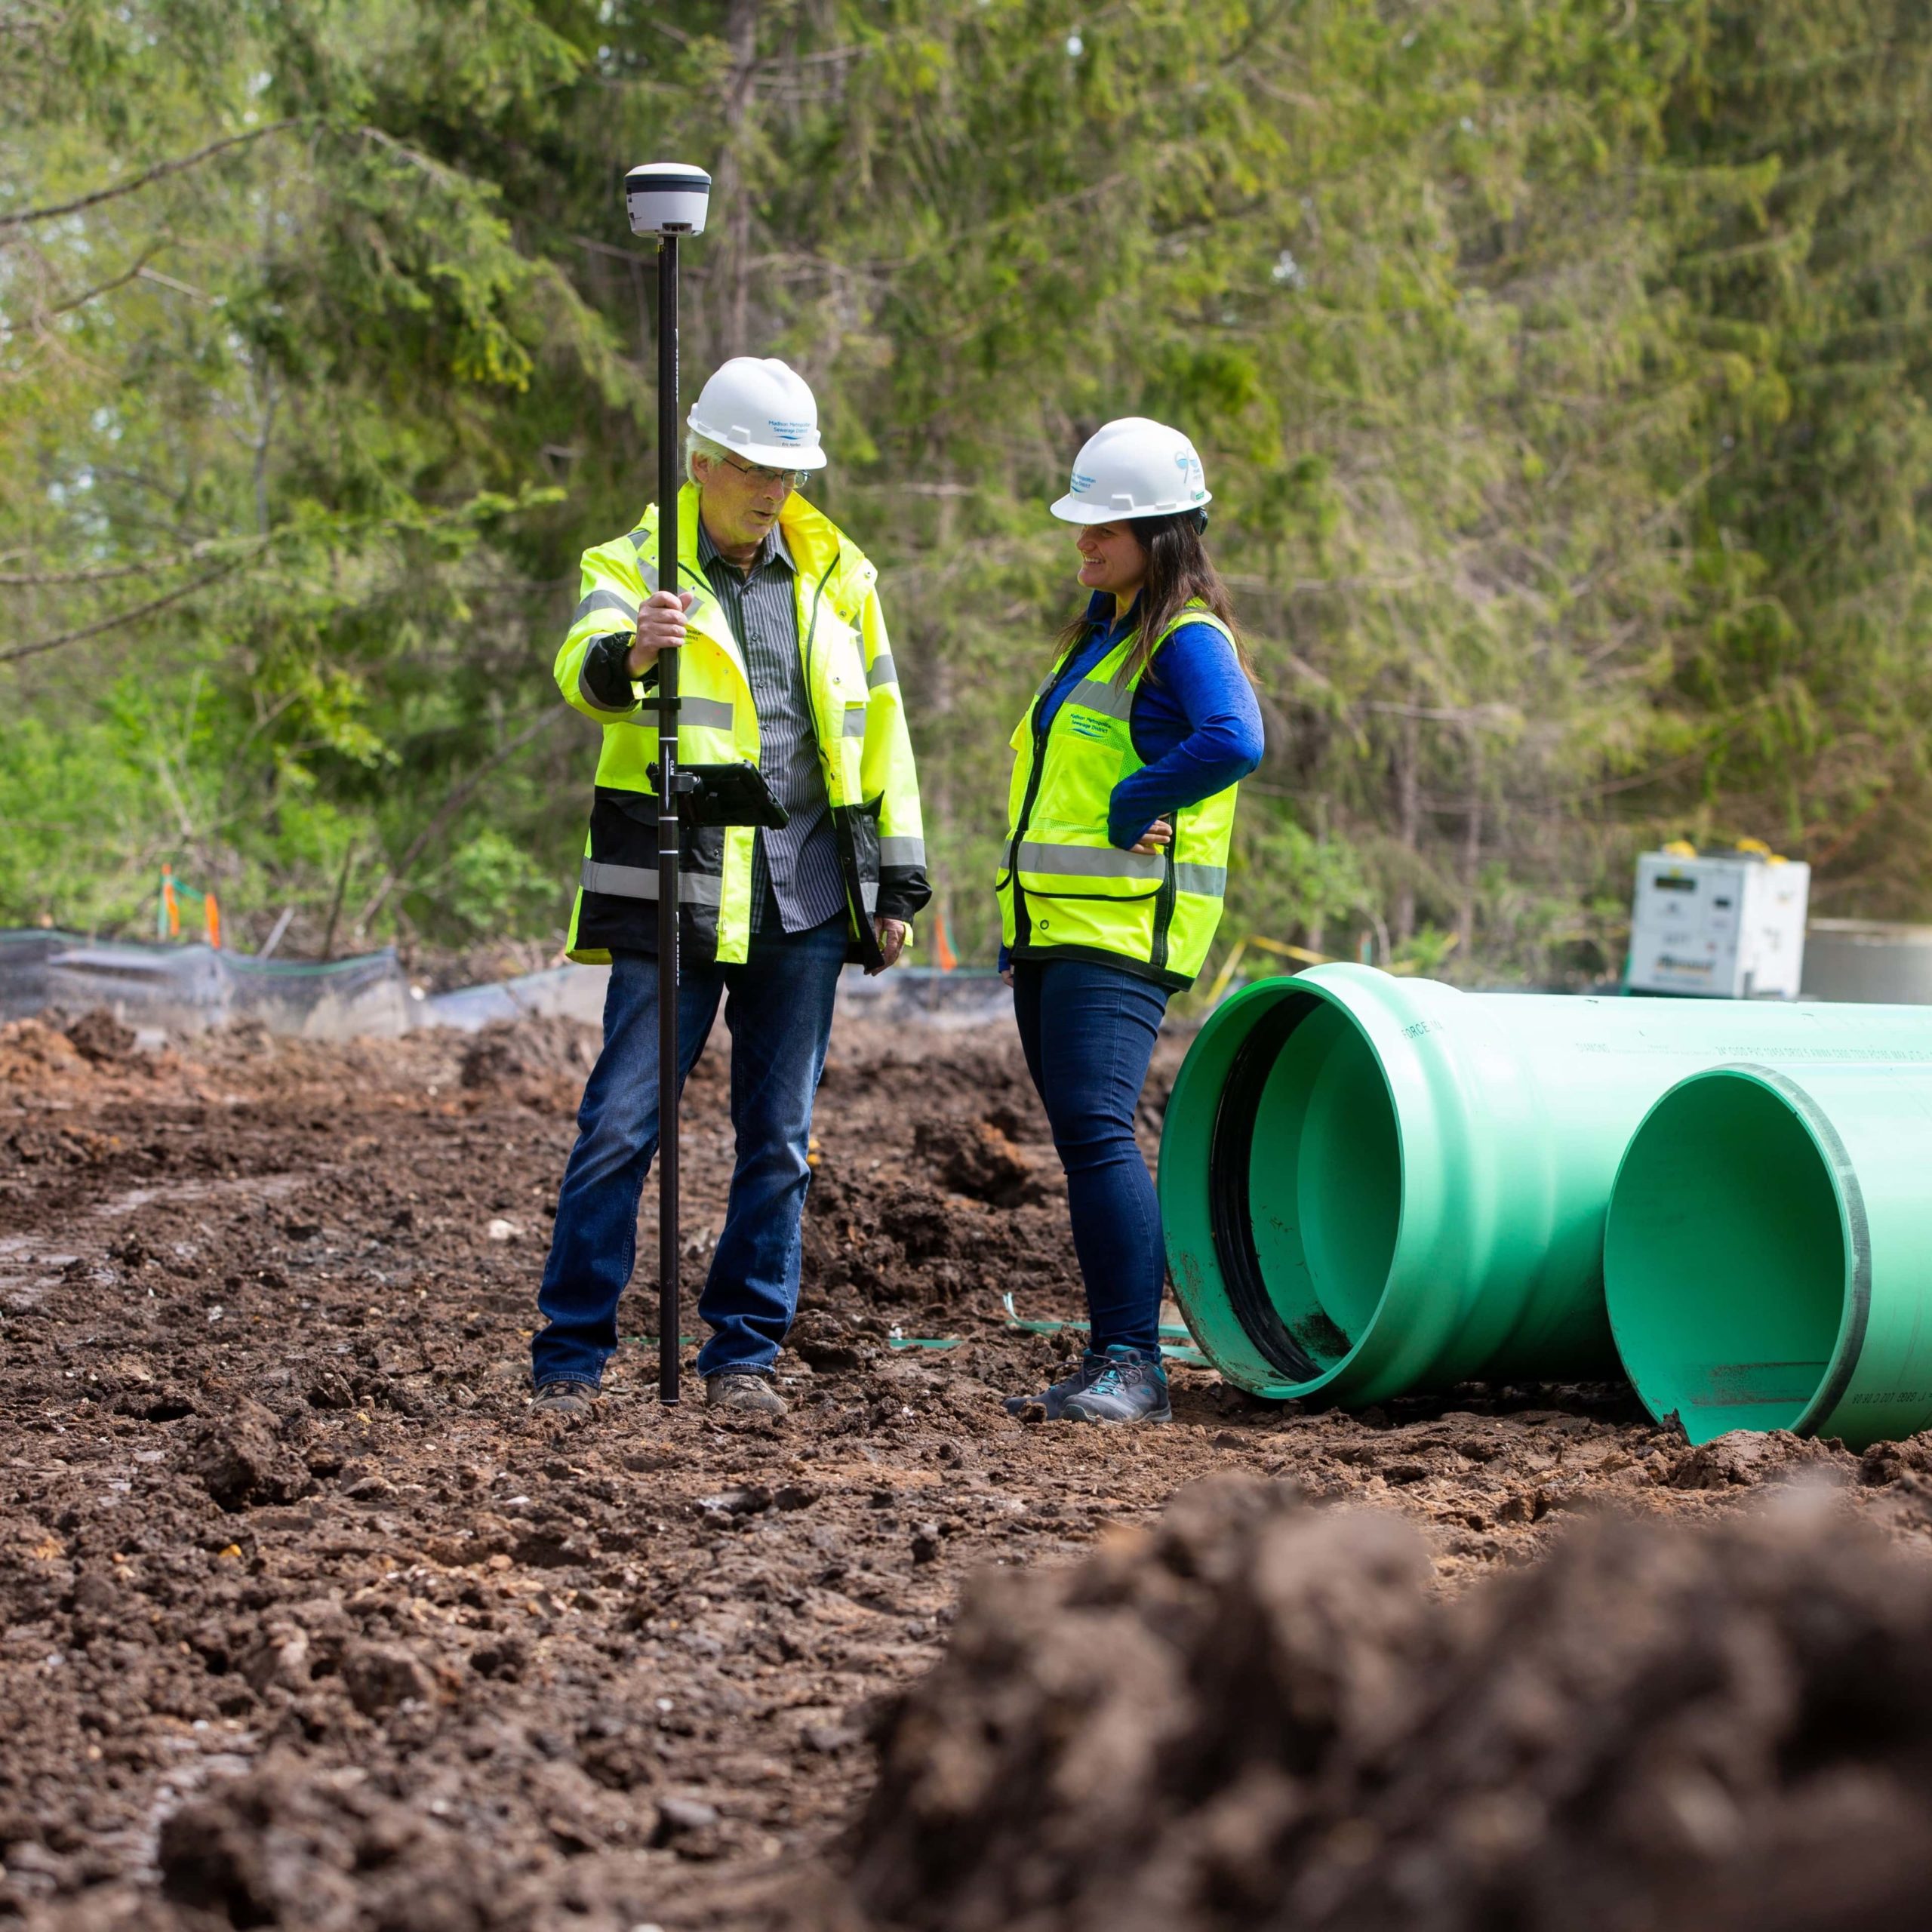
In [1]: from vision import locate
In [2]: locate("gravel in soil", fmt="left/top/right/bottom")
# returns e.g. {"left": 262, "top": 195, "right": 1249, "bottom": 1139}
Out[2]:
{"left": 3, "top": 1005, "right": 1932, "bottom": 1930}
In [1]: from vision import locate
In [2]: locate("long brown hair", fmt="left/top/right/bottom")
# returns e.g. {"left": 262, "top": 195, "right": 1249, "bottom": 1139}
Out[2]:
{"left": 1054, "top": 512, "right": 1253, "bottom": 688}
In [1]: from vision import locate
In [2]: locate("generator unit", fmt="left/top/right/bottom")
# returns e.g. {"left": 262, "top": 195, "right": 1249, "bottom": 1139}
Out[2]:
{"left": 1626, "top": 848, "right": 1810, "bottom": 999}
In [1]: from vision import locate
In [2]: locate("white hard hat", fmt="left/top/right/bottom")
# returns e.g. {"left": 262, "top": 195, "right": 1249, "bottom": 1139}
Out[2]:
{"left": 688, "top": 356, "right": 829, "bottom": 471}
{"left": 1050, "top": 417, "right": 1211, "bottom": 523}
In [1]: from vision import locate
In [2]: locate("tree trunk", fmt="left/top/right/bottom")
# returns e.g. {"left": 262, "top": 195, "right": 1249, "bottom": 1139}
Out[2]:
{"left": 1394, "top": 709, "right": 1420, "bottom": 945}
{"left": 1458, "top": 728, "right": 1483, "bottom": 963}
{"left": 713, "top": 0, "right": 761, "bottom": 358}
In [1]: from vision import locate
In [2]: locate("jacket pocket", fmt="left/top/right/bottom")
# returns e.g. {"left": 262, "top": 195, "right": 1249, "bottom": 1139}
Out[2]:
{"left": 831, "top": 798, "right": 883, "bottom": 968}
{"left": 576, "top": 786, "right": 724, "bottom": 955}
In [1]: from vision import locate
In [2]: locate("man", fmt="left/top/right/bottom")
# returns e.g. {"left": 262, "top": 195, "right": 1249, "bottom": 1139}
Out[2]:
{"left": 530, "top": 355, "right": 929, "bottom": 1418}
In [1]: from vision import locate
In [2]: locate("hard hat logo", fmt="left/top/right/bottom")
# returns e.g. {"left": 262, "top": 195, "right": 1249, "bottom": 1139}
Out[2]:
{"left": 688, "top": 357, "right": 829, "bottom": 471}
{"left": 1051, "top": 417, "right": 1214, "bottom": 525}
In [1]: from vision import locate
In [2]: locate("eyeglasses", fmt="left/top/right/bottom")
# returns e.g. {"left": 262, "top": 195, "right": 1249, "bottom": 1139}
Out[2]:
{"left": 718, "top": 451, "right": 809, "bottom": 491}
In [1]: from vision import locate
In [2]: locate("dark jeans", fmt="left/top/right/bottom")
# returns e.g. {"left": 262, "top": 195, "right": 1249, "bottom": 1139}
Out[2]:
{"left": 1011, "top": 957, "right": 1171, "bottom": 1356}
{"left": 531, "top": 916, "right": 848, "bottom": 1388}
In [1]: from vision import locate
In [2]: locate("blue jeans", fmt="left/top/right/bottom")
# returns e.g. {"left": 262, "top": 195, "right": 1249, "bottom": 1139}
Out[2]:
{"left": 531, "top": 916, "right": 848, "bottom": 1388}
{"left": 1011, "top": 957, "right": 1171, "bottom": 1356}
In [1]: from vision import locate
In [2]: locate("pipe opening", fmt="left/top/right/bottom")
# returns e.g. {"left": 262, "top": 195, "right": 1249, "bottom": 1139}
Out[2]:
{"left": 1208, "top": 992, "right": 1402, "bottom": 1380}
{"left": 1605, "top": 1073, "right": 1848, "bottom": 1442}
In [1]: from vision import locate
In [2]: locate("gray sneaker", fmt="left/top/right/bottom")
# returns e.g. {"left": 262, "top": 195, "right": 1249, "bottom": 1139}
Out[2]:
{"left": 1061, "top": 1346, "right": 1171, "bottom": 1426}
{"left": 1004, "top": 1351, "right": 1108, "bottom": 1420}
{"left": 704, "top": 1371, "right": 788, "bottom": 1417}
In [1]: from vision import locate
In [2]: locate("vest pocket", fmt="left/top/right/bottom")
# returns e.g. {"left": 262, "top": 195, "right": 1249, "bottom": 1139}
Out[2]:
{"left": 1017, "top": 885, "right": 1162, "bottom": 904}
{"left": 1013, "top": 836, "right": 1164, "bottom": 902}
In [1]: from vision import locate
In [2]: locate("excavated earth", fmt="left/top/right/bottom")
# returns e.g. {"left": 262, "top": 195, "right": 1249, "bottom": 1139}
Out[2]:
{"left": 3, "top": 1003, "right": 1932, "bottom": 1930}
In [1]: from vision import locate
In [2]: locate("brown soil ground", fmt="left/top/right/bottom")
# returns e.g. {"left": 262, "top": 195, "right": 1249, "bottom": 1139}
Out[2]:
{"left": 2, "top": 1005, "right": 1930, "bottom": 1930}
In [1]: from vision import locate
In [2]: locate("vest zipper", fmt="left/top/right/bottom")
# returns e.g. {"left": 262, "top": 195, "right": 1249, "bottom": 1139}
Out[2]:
{"left": 1150, "top": 839, "right": 1178, "bottom": 974}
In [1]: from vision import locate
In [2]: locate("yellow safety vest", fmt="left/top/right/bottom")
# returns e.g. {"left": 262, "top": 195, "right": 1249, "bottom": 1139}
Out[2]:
{"left": 555, "top": 485, "right": 928, "bottom": 966}
{"left": 996, "top": 604, "right": 1239, "bottom": 989}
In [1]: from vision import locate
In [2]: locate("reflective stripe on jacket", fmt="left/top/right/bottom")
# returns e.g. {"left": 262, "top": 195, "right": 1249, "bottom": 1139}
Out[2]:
{"left": 558, "top": 485, "right": 930, "bottom": 966}
{"left": 995, "top": 604, "right": 1238, "bottom": 989}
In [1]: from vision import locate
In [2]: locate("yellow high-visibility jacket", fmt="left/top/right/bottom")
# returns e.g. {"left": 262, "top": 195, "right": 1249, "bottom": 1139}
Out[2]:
{"left": 557, "top": 485, "right": 929, "bottom": 967}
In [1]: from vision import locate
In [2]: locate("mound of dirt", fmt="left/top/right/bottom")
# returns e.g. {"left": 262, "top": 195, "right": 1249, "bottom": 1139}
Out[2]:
{"left": 0, "top": 1017, "right": 88, "bottom": 1085}
{"left": 458, "top": 1016, "right": 599, "bottom": 1091}
{"left": 62, "top": 1007, "right": 138, "bottom": 1066}
{"left": 156, "top": 1754, "right": 500, "bottom": 1930}
{"left": 912, "top": 1116, "right": 1055, "bottom": 1208}
{"left": 187, "top": 1398, "right": 314, "bottom": 1512}
{"left": 1655, "top": 1426, "right": 1851, "bottom": 1490}
{"left": 844, "top": 1475, "right": 1932, "bottom": 1932}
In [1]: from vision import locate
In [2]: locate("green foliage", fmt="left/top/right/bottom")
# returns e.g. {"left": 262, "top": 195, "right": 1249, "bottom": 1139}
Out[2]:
{"left": 433, "top": 828, "right": 560, "bottom": 937}
{"left": 7, "top": 0, "right": 1932, "bottom": 973}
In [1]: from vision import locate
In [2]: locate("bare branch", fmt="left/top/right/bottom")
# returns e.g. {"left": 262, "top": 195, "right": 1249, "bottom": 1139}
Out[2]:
{"left": 0, "top": 559, "right": 251, "bottom": 664}
{"left": 1360, "top": 700, "right": 1520, "bottom": 728}
{"left": 0, "top": 120, "right": 301, "bottom": 232}
{"left": 40, "top": 238, "right": 173, "bottom": 317}
{"left": 137, "top": 263, "right": 214, "bottom": 303}
{"left": 350, "top": 123, "right": 469, "bottom": 191}
{"left": 0, "top": 538, "right": 236, "bottom": 586}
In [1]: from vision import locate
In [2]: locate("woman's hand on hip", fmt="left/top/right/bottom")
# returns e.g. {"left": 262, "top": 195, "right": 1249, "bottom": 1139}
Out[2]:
{"left": 1130, "top": 817, "right": 1174, "bottom": 856}
{"left": 628, "top": 589, "right": 694, "bottom": 676}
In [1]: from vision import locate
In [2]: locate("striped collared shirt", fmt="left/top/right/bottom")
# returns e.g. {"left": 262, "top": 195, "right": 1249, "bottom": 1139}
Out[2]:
{"left": 697, "top": 518, "right": 847, "bottom": 934}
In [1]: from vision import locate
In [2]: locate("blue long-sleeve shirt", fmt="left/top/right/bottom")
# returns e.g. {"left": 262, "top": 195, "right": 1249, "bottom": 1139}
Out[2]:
{"left": 1001, "top": 594, "right": 1265, "bottom": 969}
{"left": 1037, "top": 592, "right": 1264, "bottom": 846}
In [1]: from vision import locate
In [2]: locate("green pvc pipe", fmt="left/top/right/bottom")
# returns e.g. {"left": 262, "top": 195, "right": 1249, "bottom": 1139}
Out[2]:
{"left": 1605, "top": 1064, "right": 1932, "bottom": 1450}
{"left": 1159, "top": 965, "right": 1932, "bottom": 1406}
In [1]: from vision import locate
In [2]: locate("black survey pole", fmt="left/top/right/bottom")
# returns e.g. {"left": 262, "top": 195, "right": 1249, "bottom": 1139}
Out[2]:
{"left": 623, "top": 160, "right": 711, "bottom": 1409}
{"left": 654, "top": 231, "right": 682, "bottom": 1406}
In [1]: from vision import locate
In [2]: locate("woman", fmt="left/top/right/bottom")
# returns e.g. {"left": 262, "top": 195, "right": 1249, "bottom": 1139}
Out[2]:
{"left": 997, "top": 417, "right": 1264, "bottom": 1425}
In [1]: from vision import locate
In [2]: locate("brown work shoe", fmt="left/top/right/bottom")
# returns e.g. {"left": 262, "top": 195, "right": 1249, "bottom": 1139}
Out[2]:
{"left": 703, "top": 1371, "right": 788, "bottom": 1417}
{"left": 529, "top": 1380, "right": 596, "bottom": 1423}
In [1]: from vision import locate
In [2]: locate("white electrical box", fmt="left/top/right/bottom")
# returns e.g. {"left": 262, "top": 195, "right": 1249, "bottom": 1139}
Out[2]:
{"left": 1626, "top": 851, "right": 1810, "bottom": 999}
